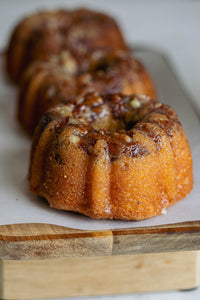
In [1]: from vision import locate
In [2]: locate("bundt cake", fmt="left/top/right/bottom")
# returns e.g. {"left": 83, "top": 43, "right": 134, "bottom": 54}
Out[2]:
{"left": 6, "top": 8, "right": 128, "bottom": 82}
{"left": 18, "top": 49, "right": 156, "bottom": 135}
{"left": 29, "top": 93, "right": 193, "bottom": 220}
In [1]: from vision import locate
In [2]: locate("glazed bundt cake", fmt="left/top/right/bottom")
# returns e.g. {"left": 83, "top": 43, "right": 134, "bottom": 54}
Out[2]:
{"left": 18, "top": 49, "right": 156, "bottom": 135}
{"left": 29, "top": 93, "right": 193, "bottom": 220}
{"left": 6, "top": 8, "right": 128, "bottom": 82}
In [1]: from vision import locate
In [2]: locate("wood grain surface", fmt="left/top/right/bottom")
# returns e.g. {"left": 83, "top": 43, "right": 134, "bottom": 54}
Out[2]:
{"left": 1, "top": 251, "right": 200, "bottom": 299}
{"left": 0, "top": 221, "right": 200, "bottom": 260}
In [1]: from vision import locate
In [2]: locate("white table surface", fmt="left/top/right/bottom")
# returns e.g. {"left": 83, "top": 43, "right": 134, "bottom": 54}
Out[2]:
{"left": 0, "top": 0, "right": 200, "bottom": 299}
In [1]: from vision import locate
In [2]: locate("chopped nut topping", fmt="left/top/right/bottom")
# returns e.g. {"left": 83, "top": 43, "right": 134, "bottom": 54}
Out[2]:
{"left": 130, "top": 98, "right": 141, "bottom": 108}
{"left": 60, "top": 52, "right": 77, "bottom": 74}
{"left": 55, "top": 105, "right": 73, "bottom": 116}
{"left": 155, "top": 103, "right": 162, "bottom": 108}
{"left": 158, "top": 115, "right": 168, "bottom": 121}
{"left": 69, "top": 118, "right": 81, "bottom": 125}
{"left": 134, "top": 94, "right": 149, "bottom": 100}
{"left": 124, "top": 135, "right": 132, "bottom": 143}
{"left": 69, "top": 135, "right": 80, "bottom": 144}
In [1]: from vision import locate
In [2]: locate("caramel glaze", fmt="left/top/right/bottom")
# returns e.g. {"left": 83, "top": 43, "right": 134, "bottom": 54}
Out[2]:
{"left": 18, "top": 49, "right": 156, "bottom": 135}
{"left": 29, "top": 93, "right": 193, "bottom": 220}
{"left": 6, "top": 8, "right": 128, "bottom": 82}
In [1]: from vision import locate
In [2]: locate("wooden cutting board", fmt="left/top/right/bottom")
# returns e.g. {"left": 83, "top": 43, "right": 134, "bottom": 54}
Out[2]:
{"left": 0, "top": 221, "right": 200, "bottom": 299}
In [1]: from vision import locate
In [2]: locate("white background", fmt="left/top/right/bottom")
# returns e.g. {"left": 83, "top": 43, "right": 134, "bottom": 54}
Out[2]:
{"left": 0, "top": 0, "right": 200, "bottom": 299}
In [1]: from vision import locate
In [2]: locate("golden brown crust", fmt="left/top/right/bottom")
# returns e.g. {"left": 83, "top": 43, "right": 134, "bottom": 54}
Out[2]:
{"left": 6, "top": 8, "right": 128, "bottom": 82}
{"left": 17, "top": 49, "right": 156, "bottom": 135}
{"left": 29, "top": 93, "right": 193, "bottom": 220}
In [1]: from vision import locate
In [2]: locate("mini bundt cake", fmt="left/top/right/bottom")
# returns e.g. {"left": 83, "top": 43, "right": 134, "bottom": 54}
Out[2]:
{"left": 29, "top": 93, "right": 193, "bottom": 220}
{"left": 6, "top": 8, "right": 128, "bottom": 82}
{"left": 18, "top": 49, "right": 156, "bottom": 135}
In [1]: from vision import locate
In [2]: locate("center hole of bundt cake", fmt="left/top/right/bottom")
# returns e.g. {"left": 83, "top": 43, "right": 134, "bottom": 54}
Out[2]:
{"left": 50, "top": 93, "right": 153, "bottom": 137}
{"left": 91, "top": 61, "right": 109, "bottom": 73}
{"left": 77, "top": 94, "right": 145, "bottom": 133}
